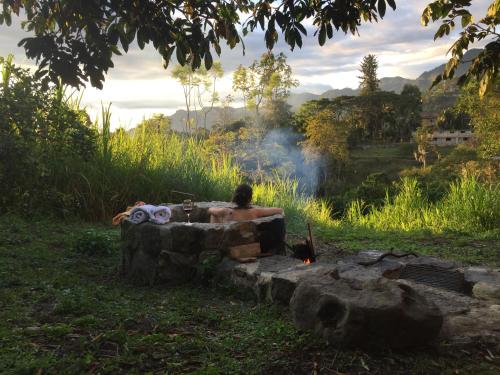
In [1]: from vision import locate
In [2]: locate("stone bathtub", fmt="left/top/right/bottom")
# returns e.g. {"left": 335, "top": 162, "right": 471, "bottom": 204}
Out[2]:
{"left": 120, "top": 202, "right": 285, "bottom": 285}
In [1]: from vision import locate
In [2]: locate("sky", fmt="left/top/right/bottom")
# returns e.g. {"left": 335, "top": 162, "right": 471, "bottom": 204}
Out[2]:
{"left": 0, "top": 0, "right": 491, "bottom": 129}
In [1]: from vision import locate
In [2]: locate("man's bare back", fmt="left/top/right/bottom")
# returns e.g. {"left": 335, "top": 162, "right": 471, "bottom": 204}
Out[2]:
{"left": 208, "top": 206, "right": 284, "bottom": 224}
{"left": 210, "top": 183, "right": 284, "bottom": 223}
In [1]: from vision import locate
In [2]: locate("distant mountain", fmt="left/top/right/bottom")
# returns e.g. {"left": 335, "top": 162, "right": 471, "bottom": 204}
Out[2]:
{"left": 379, "top": 76, "right": 418, "bottom": 92}
{"left": 286, "top": 78, "right": 417, "bottom": 108}
{"left": 286, "top": 87, "right": 359, "bottom": 110}
{"left": 286, "top": 92, "right": 319, "bottom": 109}
{"left": 166, "top": 49, "right": 481, "bottom": 132}
{"left": 417, "top": 48, "right": 480, "bottom": 85}
{"left": 169, "top": 107, "right": 247, "bottom": 132}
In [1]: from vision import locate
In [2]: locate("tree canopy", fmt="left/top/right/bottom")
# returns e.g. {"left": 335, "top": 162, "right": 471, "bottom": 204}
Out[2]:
{"left": 296, "top": 89, "right": 422, "bottom": 144}
{"left": 358, "top": 54, "right": 380, "bottom": 95}
{"left": 0, "top": 0, "right": 497, "bottom": 97}
{"left": 233, "top": 52, "right": 298, "bottom": 115}
{"left": 172, "top": 61, "right": 224, "bottom": 132}
{"left": 422, "top": 0, "right": 499, "bottom": 97}
{"left": 0, "top": 0, "right": 396, "bottom": 88}
{"left": 455, "top": 78, "right": 500, "bottom": 157}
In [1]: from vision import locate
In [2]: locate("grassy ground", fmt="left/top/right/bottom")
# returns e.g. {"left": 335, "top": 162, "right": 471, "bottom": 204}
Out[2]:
{"left": 1, "top": 215, "right": 499, "bottom": 374}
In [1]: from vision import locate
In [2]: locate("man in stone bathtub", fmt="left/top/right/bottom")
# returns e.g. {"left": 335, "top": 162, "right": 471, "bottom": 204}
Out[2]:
{"left": 208, "top": 184, "right": 284, "bottom": 224}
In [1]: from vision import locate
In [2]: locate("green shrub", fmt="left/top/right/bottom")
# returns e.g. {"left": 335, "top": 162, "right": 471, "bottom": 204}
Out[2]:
{"left": 73, "top": 230, "right": 116, "bottom": 256}
{"left": 346, "top": 177, "right": 433, "bottom": 231}
{"left": 439, "top": 175, "right": 499, "bottom": 233}
{"left": 399, "top": 145, "right": 481, "bottom": 202}
{"left": 0, "top": 55, "right": 96, "bottom": 214}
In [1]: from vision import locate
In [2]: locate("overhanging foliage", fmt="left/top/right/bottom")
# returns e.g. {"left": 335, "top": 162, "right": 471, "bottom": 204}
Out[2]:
{"left": 0, "top": 0, "right": 396, "bottom": 88}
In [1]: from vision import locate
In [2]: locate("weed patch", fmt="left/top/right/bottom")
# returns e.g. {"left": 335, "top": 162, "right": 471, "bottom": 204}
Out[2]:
{"left": 74, "top": 229, "right": 117, "bottom": 256}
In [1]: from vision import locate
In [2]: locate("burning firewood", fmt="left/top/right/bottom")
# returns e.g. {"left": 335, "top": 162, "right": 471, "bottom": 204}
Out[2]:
{"left": 306, "top": 222, "right": 316, "bottom": 260}
{"left": 285, "top": 222, "right": 316, "bottom": 263}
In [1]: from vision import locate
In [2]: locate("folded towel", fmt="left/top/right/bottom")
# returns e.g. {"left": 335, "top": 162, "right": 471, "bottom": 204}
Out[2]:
{"left": 129, "top": 207, "right": 150, "bottom": 224}
{"left": 129, "top": 204, "right": 172, "bottom": 225}
{"left": 150, "top": 206, "right": 172, "bottom": 224}
{"left": 112, "top": 201, "right": 146, "bottom": 225}
{"left": 139, "top": 204, "right": 157, "bottom": 221}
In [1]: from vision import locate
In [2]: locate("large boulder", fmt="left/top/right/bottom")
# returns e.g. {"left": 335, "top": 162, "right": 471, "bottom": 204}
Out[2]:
{"left": 290, "top": 275, "right": 443, "bottom": 348}
{"left": 120, "top": 202, "right": 286, "bottom": 285}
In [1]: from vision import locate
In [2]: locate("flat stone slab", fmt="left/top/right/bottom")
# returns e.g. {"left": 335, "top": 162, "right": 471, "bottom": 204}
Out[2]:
{"left": 441, "top": 304, "right": 500, "bottom": 344}
{"left": 396, "top": 279, "right": 478, "bottom": 316}
{"left": 464, "top": 267, "right": 500, "bottom": 303}
{"left": 465, "top": 267, "right": 500, "bottom": 285}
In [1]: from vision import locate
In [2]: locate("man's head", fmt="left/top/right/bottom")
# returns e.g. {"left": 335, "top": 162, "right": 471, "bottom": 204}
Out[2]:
{"left": 232, "top": 183, "right": 252, "bottom": 208}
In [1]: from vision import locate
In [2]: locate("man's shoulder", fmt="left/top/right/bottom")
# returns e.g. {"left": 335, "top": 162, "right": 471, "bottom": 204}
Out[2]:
{"left": 208, "top": 207, "right": 232, "bottom": 214}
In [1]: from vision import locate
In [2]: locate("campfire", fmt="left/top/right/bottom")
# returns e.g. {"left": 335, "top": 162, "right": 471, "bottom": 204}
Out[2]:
{"left": 287, "top": 223, "right": 316, "bottom": 264}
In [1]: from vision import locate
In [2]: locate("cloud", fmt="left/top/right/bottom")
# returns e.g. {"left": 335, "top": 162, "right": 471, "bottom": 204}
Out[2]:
{"left": 109, "top": 99, "right": 183, "bottom": 110}
{"left": 0, "top": 17, "right": 36, "bottom": 67}
{"left": 79, "top": 78, "right": 187, "bottom": 111}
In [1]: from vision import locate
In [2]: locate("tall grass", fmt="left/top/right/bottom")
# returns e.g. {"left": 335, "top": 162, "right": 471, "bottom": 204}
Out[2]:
{"left": 346, "top": 178, "right": 435, "bottom": 231}
{"left": 438, "top": 176, "right": 499, "bottom": 232}
{"left": 346, "top": 176, "right": 499, "bottom": 235}
{"left": 252, "top": 177, "right": 335, "bottom": 232}
{"left": 66, "top": 127, "right": 336, "bottom": 229}
{"left": 44, "top": 104, "right": 336, "bottom": 227}
{"left": 63, "top": 132, "right": 241, "bottom": 220}
{"left": 42, "top": 105, "right": 239, "bottom": 219}
{"left": 56, "top": 118, "right": 499, "bottom": 236}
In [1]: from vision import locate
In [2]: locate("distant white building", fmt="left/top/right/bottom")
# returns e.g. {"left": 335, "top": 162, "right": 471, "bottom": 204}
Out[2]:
{"left": 429, "top": 129, "right": 474, "bottom": 146}
{"left": 414, "top": 113, "right": 474, "bottom": 146}
{"left": 411, "top": 129, "right": 474, "bottom": 146}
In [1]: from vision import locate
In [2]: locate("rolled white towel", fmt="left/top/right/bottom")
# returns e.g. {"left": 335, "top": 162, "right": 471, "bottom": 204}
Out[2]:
{"left": 129, "top": 207, "right": 149, "bottom": 224}
{"left": 129, "top": 204, "right": 172, "bottom": 225}
{"left": 150, "top": 206, "right": 172, "bottom": 224}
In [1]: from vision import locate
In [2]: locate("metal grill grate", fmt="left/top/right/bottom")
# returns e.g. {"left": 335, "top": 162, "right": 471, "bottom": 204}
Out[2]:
{"left": 398, "top": 264, "right": 471, "bottom": 295}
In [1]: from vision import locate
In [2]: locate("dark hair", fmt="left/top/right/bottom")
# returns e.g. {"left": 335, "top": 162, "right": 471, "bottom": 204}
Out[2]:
{"left": 232, "top": 183, "right": 252, "bottom": 208}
